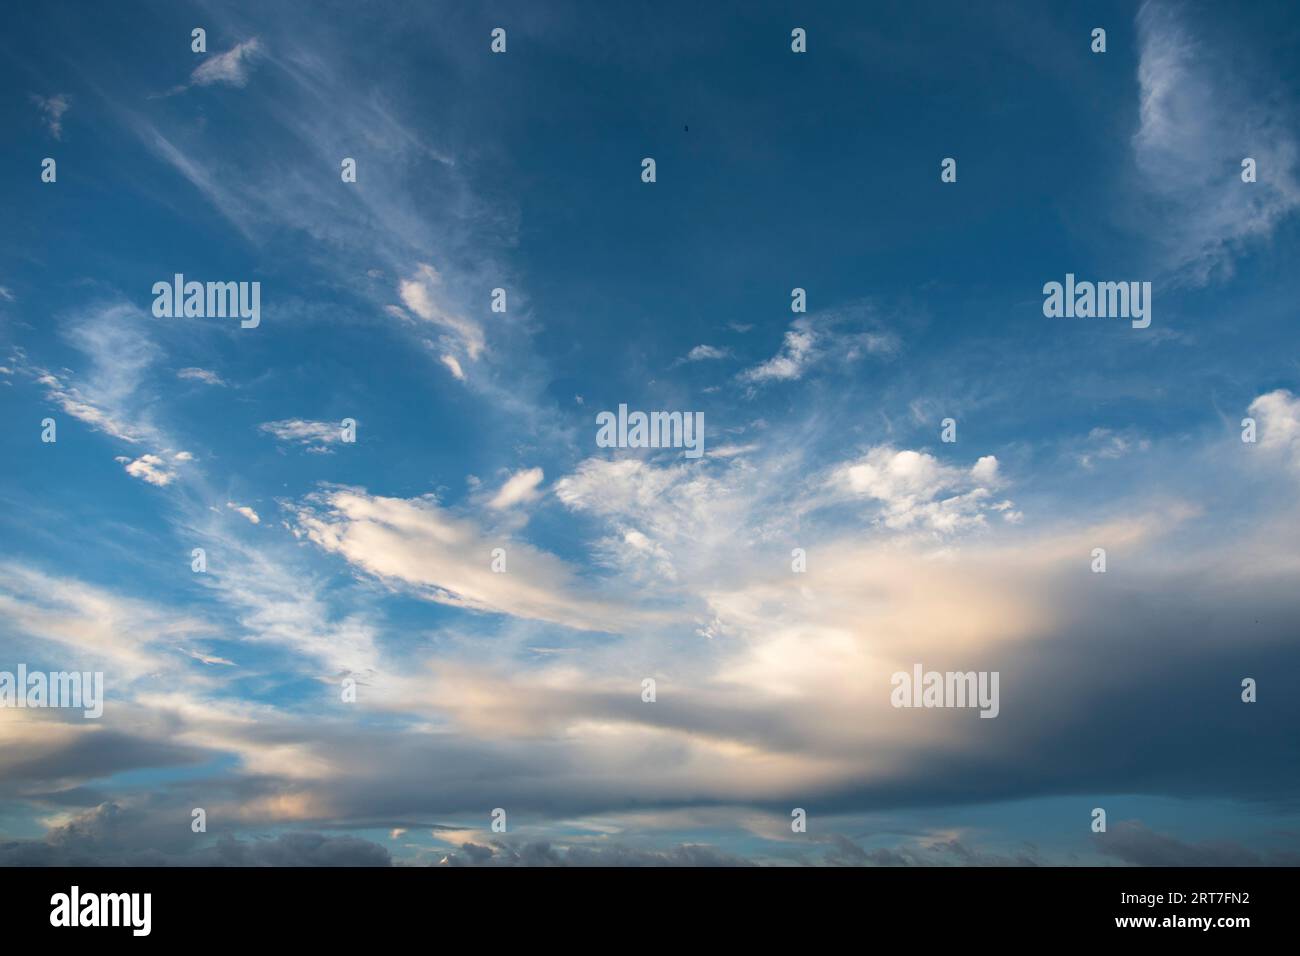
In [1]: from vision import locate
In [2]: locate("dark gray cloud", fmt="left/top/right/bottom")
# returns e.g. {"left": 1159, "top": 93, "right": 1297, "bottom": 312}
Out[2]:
{"left": 819, "top": 834, "right": 1043, "bottom": 867}
{"left": 437, "top": 839, "right": 752, "bottom": 867}
{"left": 1095, "top": 821, "right": 1300, "bottom": 867}
{"left": 0, "top": 728, "right": 207, "bottom": 799}
{"left": 0, "top": 802, "right": 392, "bottom": 867}
{"left": 6, "top": 560, "right": 1298, "bottom": 843}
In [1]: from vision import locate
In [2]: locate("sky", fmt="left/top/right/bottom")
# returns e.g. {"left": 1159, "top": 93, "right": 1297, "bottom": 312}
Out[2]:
{"left": 1, "top": 0, "right": 1299, "bottom": 866}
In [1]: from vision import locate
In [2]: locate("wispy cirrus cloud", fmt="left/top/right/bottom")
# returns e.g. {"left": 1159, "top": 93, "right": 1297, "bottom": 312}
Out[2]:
{"left": 259, "top": 418, "right": 348, "bottom": 453}
{"left": 177, "top": 367, "right": 227, "bottom": 387}
{"left": 673, "top": 344, "right": 732, "bottom": 367}
{"left": 193, "top": 38, "right": 264, "bottom": 87}
{"left": 739, "top": 307, "right": 900, "bottom": 388}
{"left": 0, "top": 564, "right": 214, "bottom": 678}
{"left": 158, "top": 38, "right": 265, "bottom": 97}
{"left": 29, "top": 93, "right": 69, "bottom": 139}
{"left": 291, "top": 488, "right": 640, "bottom": 632}
{"left": 1133, "top": 1, "right": 1300, "bottom": 283}
{"left": 394, "top": 263, "right": 486, "bottom": 362}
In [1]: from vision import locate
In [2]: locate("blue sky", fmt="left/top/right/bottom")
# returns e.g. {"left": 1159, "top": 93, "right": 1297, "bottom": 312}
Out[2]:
{"left": 2, "top": 0, "right": 1300, "bottom": 866}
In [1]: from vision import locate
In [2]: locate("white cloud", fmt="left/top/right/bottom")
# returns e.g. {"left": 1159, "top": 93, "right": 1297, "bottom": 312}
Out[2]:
{"left": 39, "top": 371, "right": 143, "bottom": 443}
{"left": 440, "top": 354, "right": 466, "bottom": 380}
{"left": 192, "top": 38, "right": 263, "bottom": 88}
{"left": 1248, "top": 388, "right": 1300, "bottom": 470}
{"left": 739, "top": 309, "right": 899, "bottom": 387}
{"left": 397, "top": 264, "right": 485, "bottom": 360}
{"left": 677, "top": 344, "right": 732, "bottom": 365}
{"left": 971, "top": 455, "right": 1000, "bottom": 485}
{"left": 826, "top": 447, "right": 1010, "bottom": 534}
{"left": 739, "top": 321, "right": 816, "bottom": 384}
{"left": 709, "top": 443, "right": 760, "bottom": 458}
{"left": 182, "top": 648, "right": 237, "bottom": 666}
{"left": 259, "top": 419, "right": 345, "bottom": 452}
{"left": 0, "top": 564, "right": 212, "bottom": 678}
{"left": 554, "top": 456, "right": 779, "bottom": 587}
{"left": 24, "top": 302, "right": 165, "bottom": 446}
{"left": 488, "top": 467, "right": 544, "bottom": 510}
{"left": 227, "top": 502, "right": 261, "bottom": 524}
{"left": 554, "top": 459, "right": 683, "bottom": 518}
{"left": 617, "top": 528, "right": 677, "bottom": 582}
{"left": 116, "top": 453, "right": 178, "bottom": 487}
{"left": 292, "top": 489, "right": 637, "bottom": 632}
{"left": 177, "top": 367, "right": 226, "bottom": 386}
{"left": 29, "top": 94, "right": 69, "bottom": 139}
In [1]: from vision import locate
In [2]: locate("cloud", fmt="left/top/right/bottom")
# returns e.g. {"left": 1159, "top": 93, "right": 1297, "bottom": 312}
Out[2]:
{"left": 227, "top": 502, "right": 261, "bottom": 524}
{"left": 1076, "top": 428, "right": 1151, "bottom": 469}
{"left": 186, "top": 519, "right": 382, "bottom": 676}
{"left": 674, "top": 344, "right": 732, "bottom": 366}
{"left": 1096, "top": 821, "right": 1300, "bottom": 867}
{"left": 191, "top": 38, "right": 264, "bottom": 89}
{"left": 438, "top": 840, "right": 752, "bottom": 867}
{"left": 553, "top": 458, "right": 701, "bottom": 583}
{"left": 116, "top": 453, "right": 179, "bottom": 487}
{"left": 7, "top": 6, "right": 1300, "bottom": 866}
{"left": 182, "top": 648, "right": 237, "bottom": 666}
{"left": 709, "top": 443, "right": 760, "bottom": 458}
{"left": 488, "top": 468, "right": 544, "bottom": 510}
{"left": 397, "top": 264, "right": 485, "bottom": 361}
{"left": 21, "top": 302, "right": 167, "bottom": 447}
{"left": 1248, "top": 388, "right": 1300, "bottom": 470}
{"left": 0, "top": 564, "right": 213, "bottom": 679}
{"left": 177, "top": 367, "right": 227, "bottom": 386}
{"left": 739, "top": 320, "right": 816, "bottom": 384}
{"left": 4, "top": 492, "right": 1297, "bottom": 857}
{"left": 821, "top": 833, "right": 1043, "bottom": 867}
{"left": 259, "top": 419, "right": 347, "bottom": 452}
{"left": 291, "top": 488, "right": 637, "bottom": 631}
{"left": 132, "top": 127, "right": 258, "bottom": 239}
{"left": 824, "top": 446, "right": 1013, "bottom": 534}
{"left": 1133, "top": 1, "right": 1300, "bottom": 283}
{"left": 739, "top": 308, "right": 899, "bottom": 387}
{"left": 440, "top": 354, "right": 465, "bottom": 380}
{"left": 0, "top": 803, "right": 392, "bottom": 866}
{"left": 29, "top": 94, "right": 69, "bottom": 139}
{"left": 37, "top": 370, "right": 143, "bottom": 443}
